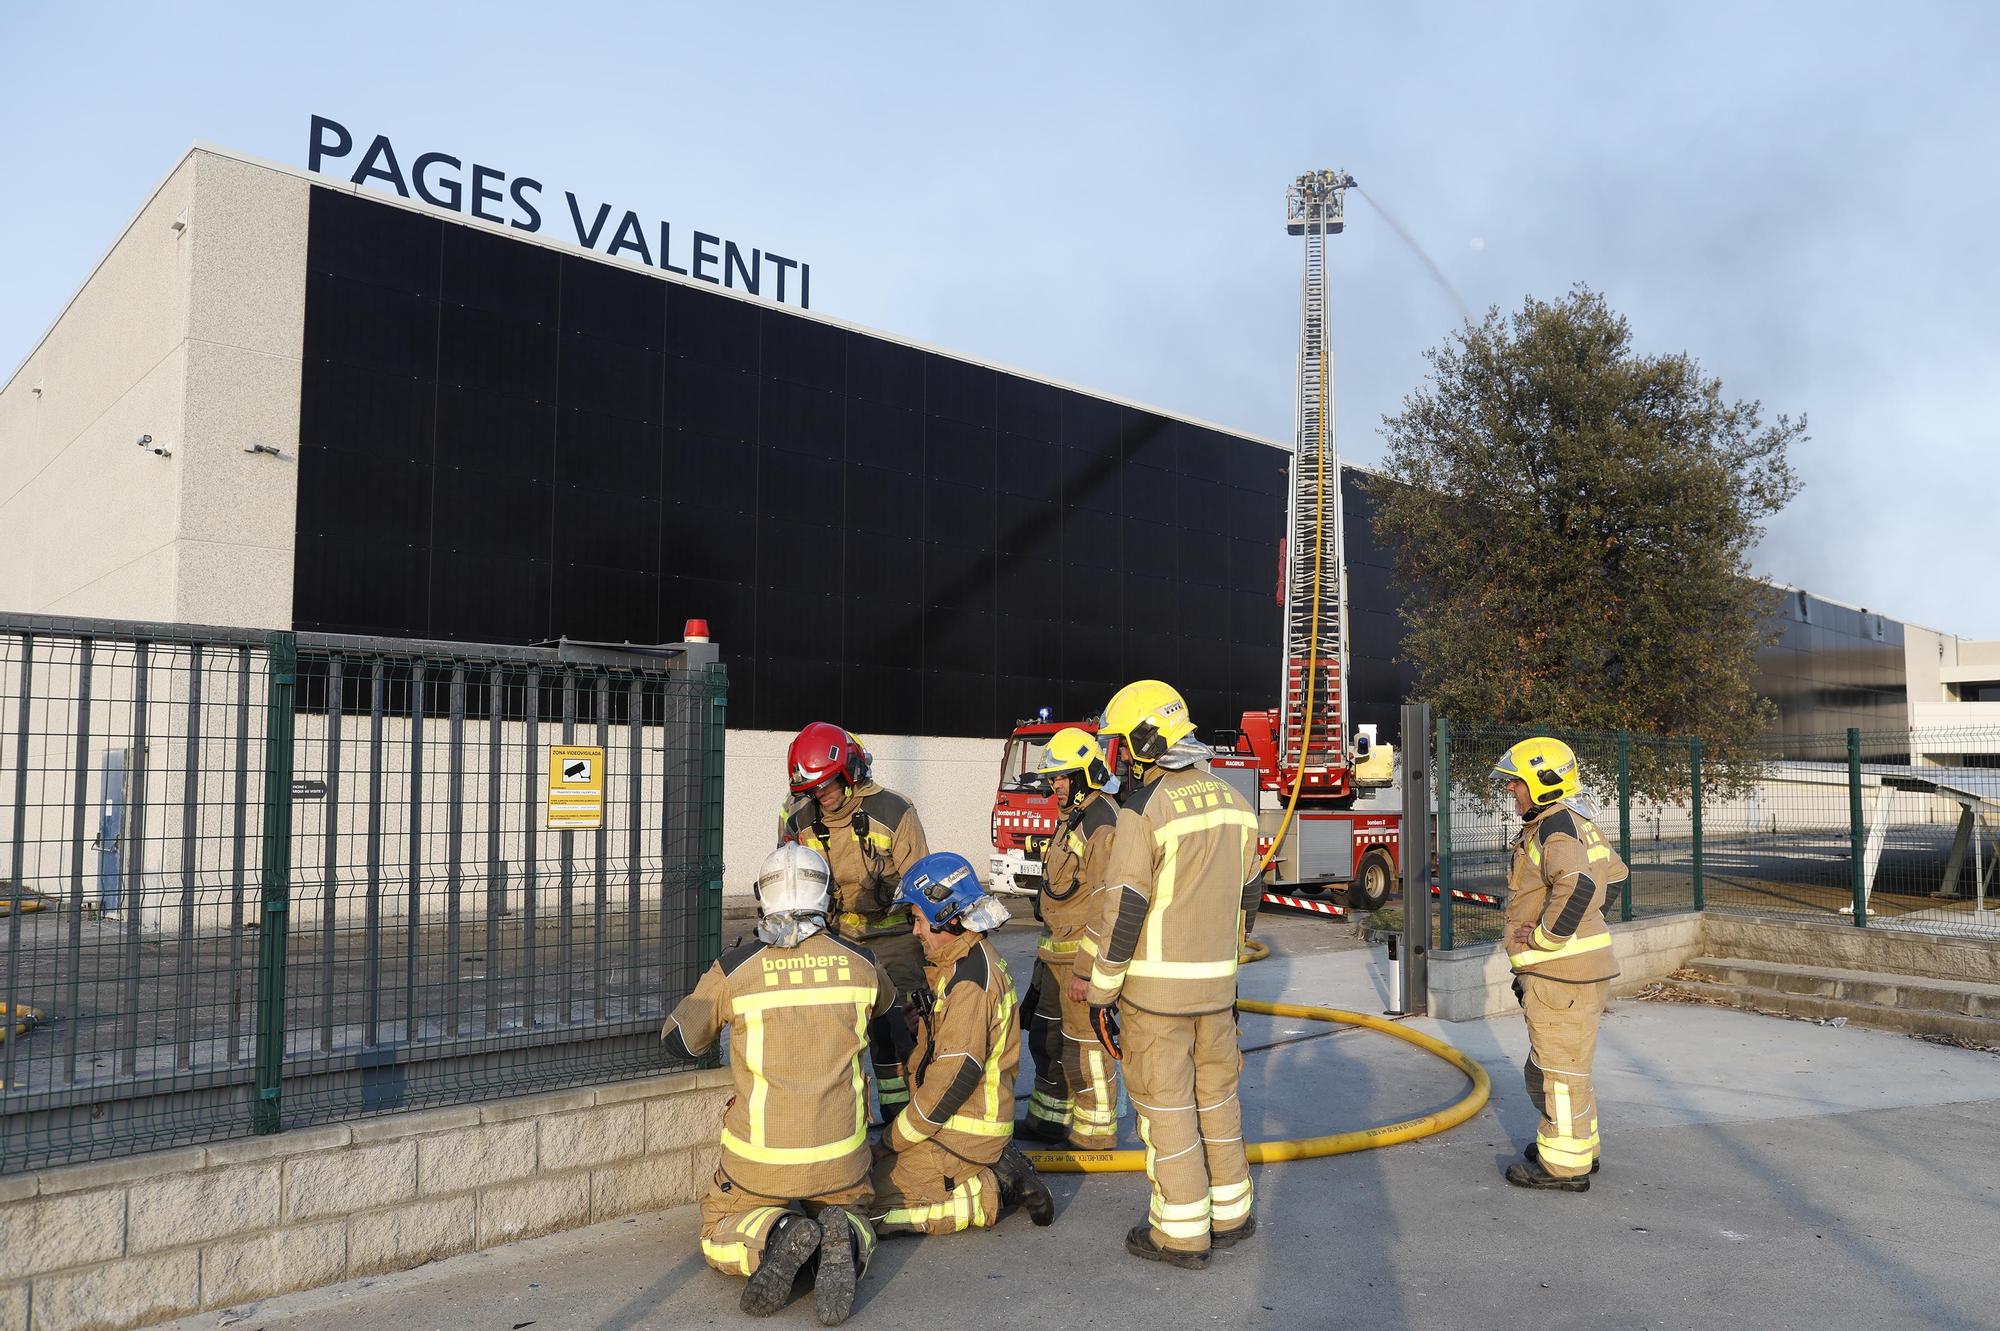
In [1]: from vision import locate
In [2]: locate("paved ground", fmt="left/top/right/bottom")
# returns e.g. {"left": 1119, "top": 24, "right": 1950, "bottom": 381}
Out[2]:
{"left": 157, "top": 910, "right": 2000, "bottom": 1331}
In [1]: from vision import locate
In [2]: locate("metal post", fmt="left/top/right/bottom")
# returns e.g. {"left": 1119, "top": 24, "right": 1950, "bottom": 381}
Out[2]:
{"left": 1435, "top": 716, "right": 1453, "bottom": 951}
{"left": 1399, "top": 703, "right": 1431, "bottom": 1016}
{"left": 1847, "top": 727, "right": 1867, "bottom": 927}
{"left": 254, "top": 633, "right": 298, "bottom": 1135}
{"left": 697, "top": 653, "right": 727, "bottom": 971}
{"left": 1617, "top": 731, "right": 1633, "bottom": 922}
{"left": 1689, "top": 737, "right": 1705, "bottom": 914}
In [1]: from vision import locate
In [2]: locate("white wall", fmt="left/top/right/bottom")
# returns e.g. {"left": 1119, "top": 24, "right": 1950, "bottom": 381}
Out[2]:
{"left": 0, "top": 149, "right": 306, "bottom": 629}
{"left": 721, "top": 729, "right": 1005, "bottom": 898}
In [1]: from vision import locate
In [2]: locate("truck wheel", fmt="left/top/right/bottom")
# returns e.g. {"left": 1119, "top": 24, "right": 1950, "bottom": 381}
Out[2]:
{"left": 1348, "top": 850, "right": 1394, "bottom": 911}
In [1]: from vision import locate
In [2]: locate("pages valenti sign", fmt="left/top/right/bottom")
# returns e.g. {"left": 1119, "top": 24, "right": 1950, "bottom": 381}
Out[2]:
{"left": 306, "top": 114, "right": 814, "bottom": 308}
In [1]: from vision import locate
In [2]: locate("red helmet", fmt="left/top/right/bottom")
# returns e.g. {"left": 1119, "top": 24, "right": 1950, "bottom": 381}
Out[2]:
{"left": 788, "top": 722, "right": 871, "bottom": 795}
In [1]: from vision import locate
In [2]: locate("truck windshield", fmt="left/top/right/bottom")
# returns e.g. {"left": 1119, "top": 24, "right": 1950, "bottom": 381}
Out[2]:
{"left": 1000, "top": 737, "right": 1051, "bottom": 790}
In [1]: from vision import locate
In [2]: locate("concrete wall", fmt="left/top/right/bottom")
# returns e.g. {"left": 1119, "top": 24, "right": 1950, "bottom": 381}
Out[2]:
{"left": 722, "top": 729, "right": 1004, "bottom": 898}
{"left": 1427, "top": 912, "right": 1706, "bottom": 1022}
{"left": 0, "top": 1069, "right": 728, "bottom": 1331}
{"left": 0, "top": 148, "right": 303, "bottom": 630}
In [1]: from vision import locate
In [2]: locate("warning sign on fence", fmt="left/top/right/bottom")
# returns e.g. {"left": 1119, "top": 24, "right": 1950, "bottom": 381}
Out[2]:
{"left": 545, "top": 744, "right": 606, "bottom": 829}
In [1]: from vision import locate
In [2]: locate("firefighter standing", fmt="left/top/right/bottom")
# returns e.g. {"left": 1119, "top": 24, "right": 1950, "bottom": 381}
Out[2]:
{"left": 779, "top": 722, "right": 929, "bottom": 1115}
{"left": 662, "top": 844, "right": 896, "bottom": 1325}
{"left": 1017, "top": 728, "right": 1123, "bottom": 1149}
{"left": 1070, "top": 680, "right": 1260, "bottom": 1268}
{"left": 1493, "top": 737, "right": 1628, "bottom": 1192}
{"left": 871, "top": 851, "right": 1054, "bottom": 1235}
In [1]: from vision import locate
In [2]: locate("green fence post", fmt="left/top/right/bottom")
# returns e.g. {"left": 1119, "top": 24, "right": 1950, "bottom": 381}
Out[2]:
{"left": 1435, "top": 716, "right": 1453, "bottom": 951}
{"left": 1617, "top": 731, "right": 1633, "bottom": 922}
{"left": 1847, "top": 726, "right": 1866, "bottom": 927}
{"left": 698, "top": 662, "right": 728, "bottom": 970}
{"left": 252, "top": 633, "right": 297, "bottom": 1135}
{"left": 1689, "top": 737, "right": 1704, "bottom": 914}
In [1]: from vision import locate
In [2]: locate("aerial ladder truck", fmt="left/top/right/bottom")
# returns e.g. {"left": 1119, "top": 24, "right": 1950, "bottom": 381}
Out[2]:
{"left": 990, "top": 169, "right": 1404, "bottom": 914}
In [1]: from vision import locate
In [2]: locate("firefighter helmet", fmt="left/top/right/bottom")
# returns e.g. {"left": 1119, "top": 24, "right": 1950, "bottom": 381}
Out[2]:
{"left": 1099, "top": 680, "right": 1194, "bottom": 764}
{"left": 898, "top": 851, "right": 1012, "bottom": 932}
{"left": 788, "top": 722, "right": 870, "bottom": 795}
{"left": 1492, "top": 737, "right": 1580, "bottom": 807}
{"left": 1035, "top": 727, "right": 1112, "bottom": 800}
{"left": 752, "top": 843, "right": 833, "bottom": 947}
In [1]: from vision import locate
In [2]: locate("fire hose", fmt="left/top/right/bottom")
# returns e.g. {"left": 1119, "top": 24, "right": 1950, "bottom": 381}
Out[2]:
{"left": 1019, "top": 937, "right": 1490, "bottom": 1173}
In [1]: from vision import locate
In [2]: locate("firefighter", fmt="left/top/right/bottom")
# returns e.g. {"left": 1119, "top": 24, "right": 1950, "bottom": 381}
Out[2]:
{"left": 778, "top": 721, "right": 929, "bottom": 1115}
{"left": 1016, "top": 727, "right": 1123, "bottom": 1150}
{"left": 661, "top": 843, "right": 897, "bottom": 1325}
{"left": 870, "top": 851, "right": 1055, "bottom": 1237}
{"left": 1070, "top": 680, "right": 1260, "bottom": 1269}
{"left": 1493, "top": 736, "right": 1629, "bottom": 1192}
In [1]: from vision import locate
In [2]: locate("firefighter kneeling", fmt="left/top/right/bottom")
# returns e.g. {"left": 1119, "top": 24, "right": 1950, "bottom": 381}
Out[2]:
{"left": 1072, "top": 680, "right": 1260, "bottom": 1269}
{"left": 1493, "top": 737, "right": 1629, "bottom": 1192}
{"left": 870, "top": 851, "right": 1054, "bottom": 1237}
{"left": 662, "top": 844, "right": 895, "bottom": 1325}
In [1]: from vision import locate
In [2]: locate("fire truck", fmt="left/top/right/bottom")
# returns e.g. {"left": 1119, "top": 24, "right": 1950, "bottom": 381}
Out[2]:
{"left": 988, "top": 170, "right": 1404, "bottom": 917}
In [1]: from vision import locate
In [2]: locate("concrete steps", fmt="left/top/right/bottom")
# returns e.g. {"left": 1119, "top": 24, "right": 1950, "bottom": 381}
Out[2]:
{"left": 1672, "top": 956, "right": 2000, "bottom": 1046}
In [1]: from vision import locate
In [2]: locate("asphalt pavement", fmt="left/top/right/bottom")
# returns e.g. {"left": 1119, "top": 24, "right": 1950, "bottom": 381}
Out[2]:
{"left": 156, "top": 907, "right": 2000, "bottom": 1331}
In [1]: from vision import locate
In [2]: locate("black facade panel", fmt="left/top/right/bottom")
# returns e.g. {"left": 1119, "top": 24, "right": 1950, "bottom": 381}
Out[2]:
{"left": 294, "top": 186, "right": 1286, "bottom": 736}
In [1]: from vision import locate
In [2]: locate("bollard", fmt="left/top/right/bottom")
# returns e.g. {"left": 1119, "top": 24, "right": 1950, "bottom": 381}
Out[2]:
{"left": 1384, "top": 935, "right": 1403, "bottom": 1016}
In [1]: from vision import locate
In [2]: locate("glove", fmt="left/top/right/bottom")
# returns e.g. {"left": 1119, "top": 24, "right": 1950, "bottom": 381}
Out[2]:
{"left": 1089, "top": 1003, "right": 1122, "bottom": 1061}
{"left": 1511, "top": 975, "right": 1526, "bottom": 1007}
{"left": 1022, "top": 981, "right": 1043, "bottom": 1025}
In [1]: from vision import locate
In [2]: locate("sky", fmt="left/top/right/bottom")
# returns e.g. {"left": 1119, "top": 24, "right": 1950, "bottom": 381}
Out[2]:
{"left": 3, "top": 1, "right": 1995, "bottom": 637}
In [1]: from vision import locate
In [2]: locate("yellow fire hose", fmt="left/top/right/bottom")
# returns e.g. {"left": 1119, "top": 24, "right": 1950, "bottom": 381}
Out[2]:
{"left": 1020, "top": 937, "right": 1490, "bottom": 1173}
{"left": 1, "top": 1003, "right": 42, "bottom": 1045}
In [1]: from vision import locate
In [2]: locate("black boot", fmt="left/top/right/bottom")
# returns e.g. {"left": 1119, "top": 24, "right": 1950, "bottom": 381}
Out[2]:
{"left": 1504, "top": 1156, "right": 1590, "bottom": 1192}
{"left": 1124, "top": 1224, "right": 1209, "bottom": 1270}
{"left": 994, "top": 1144, "right": 1055, "bottom": 1226}
{"left": 1526, "top": 1142, "right": 1599, "bottom": 1175}
{"left": 812, "top": 1207, "right": 859, "bottom": 1327}
{"left": 1210, "top": 1213, "right": 1257, "bottom": 1249}
{"left": 740, "top": 1214, "right": 821, "bottom": 1317}
{"left": 1014, "top": 1116, "right": 1067, "bottom": 1144}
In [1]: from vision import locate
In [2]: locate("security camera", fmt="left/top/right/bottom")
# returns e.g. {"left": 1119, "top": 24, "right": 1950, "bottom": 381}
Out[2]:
{"left": 137, "top": 434, "right": 171, "bottom": 458}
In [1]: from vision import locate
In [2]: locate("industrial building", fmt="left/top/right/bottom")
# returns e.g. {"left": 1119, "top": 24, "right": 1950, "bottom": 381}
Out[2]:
{"left": 1, "top": 144, "right": 1988, "bottom": 887}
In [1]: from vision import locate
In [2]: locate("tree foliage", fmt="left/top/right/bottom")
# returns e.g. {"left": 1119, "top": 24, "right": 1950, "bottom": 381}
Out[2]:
{"left": 1374, "top": 286, "right": 1804, "bottom": 797}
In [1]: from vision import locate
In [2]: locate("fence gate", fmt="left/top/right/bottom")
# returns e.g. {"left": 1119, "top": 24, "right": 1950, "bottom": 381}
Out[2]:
{"left": 0, "top": 615, "right": 726, "bottom": 1175}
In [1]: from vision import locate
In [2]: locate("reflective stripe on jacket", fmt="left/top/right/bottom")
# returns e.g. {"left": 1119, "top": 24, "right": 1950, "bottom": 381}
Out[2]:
{"left": 1083, "top": 763, "right": 1258, "bottom": 1015}
{"left": 1504, "top": 801, "right": 1627, "bottom": 982}
{"left": 664, "top": 932, "right": 897, "bottom": 1198}
{"left": 777, "top": 782, "right": 928, "bottom": 938}
{"left": 887, "top": 932, "right": 1020, "bottom": 1166}
{"left": 1038, "top": 791, "right": 1118, "bottom": 962}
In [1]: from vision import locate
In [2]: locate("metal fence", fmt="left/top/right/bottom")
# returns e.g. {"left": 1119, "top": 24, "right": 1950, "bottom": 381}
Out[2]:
{"left": 1432, "top": 720, "right": 2000, "bottom": 950}
{"left": 0, "top": 614, "right": 726, "bottom": 1175}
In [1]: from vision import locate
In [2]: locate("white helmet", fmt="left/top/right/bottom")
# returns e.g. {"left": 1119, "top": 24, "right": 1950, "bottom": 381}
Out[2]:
{"left": 755, "top": 843, "right": 832, "bottom": 947}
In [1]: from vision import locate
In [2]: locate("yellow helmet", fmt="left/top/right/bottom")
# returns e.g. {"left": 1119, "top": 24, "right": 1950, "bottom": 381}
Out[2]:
{"left": 1035, "top": 727, "right": 1112, "bottom": 798}
{"left": 1492, "top": 737, "right": 1580, "bottom": 807}
{"left": 1099, "top": 680, "right": 1194, "bottom": 764}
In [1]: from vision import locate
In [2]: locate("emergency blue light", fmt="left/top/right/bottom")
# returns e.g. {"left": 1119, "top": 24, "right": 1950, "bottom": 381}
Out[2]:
{"left": 1038, "top": 707, "right": 1051, "bottom": 721}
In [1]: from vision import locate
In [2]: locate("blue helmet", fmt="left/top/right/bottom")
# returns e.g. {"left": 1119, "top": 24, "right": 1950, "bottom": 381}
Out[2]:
{"left": 898, "top": 851, "right": 1012, "bottom": 932}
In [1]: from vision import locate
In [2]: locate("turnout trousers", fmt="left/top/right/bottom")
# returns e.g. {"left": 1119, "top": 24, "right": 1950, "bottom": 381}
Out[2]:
{"left": 1121, "top": 1005, "right": 1254, "bottom": 1254}
{"left": 867, "top": 1140, "right": 1001, "bottom": 1237}
{"left": 847, "top": 926, "right": 926, "bottom": 1117}
{"left": 1521, "top": 975, "right": 1608, "bottom": 1178}
{"left": 698, "top": 1169, "right": 876, "bottom": 1277}
{"left": 1023, "top": 958, "right": 1120, "bottom": 1148}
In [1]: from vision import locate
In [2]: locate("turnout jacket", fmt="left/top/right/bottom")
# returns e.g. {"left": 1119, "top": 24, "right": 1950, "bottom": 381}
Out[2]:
{"left": 1504, "top": 800, "right": 1628, "bottom": 983}
{"left": 1080, "top": 758, "right": 1260, "bottom": 1016}
{"left": 1035, "top": 790, "right": 1119, "bottom": 967}
{"left": 662, "top": 931, "right": 897, "bottom": 1199}
{"left": 778, "top": 781, "right": 928, "bottom": 940}
{"left": 884, "top": 931, "right": 1019, "bottom": 1167}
